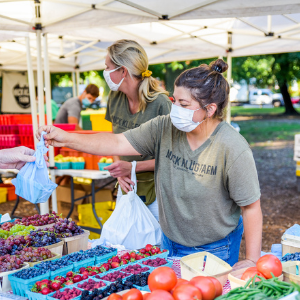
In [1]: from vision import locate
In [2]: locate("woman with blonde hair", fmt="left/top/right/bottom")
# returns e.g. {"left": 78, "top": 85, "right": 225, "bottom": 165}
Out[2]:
{"left": 103, "top": 39, "right": 171, "bottom": 220}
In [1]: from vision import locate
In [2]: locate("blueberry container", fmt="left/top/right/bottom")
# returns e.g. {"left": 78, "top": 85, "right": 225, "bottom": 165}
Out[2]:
{"left": 95, "top": 247, "right": 118, "bottom": 264}
{"left": 72, "top": 257, "right": 95, "bottom": 272}
{"left": 26, "top": 290, "right": 48, "bottom": 300}
{"left": 49, "top": 264, "right": 74, "bottom": 279}
{"left": 8, "top": 271, "right": 50, "bottom": 297}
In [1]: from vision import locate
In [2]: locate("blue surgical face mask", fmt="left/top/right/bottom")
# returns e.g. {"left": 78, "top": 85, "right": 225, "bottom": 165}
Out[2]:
{"left": 82, "top": 98, "right": 91, "bottom": 107}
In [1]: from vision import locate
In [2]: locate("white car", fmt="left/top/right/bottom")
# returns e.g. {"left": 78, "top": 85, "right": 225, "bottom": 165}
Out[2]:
{"left": 249, "top": 89, "right": 283, "bottom": 107}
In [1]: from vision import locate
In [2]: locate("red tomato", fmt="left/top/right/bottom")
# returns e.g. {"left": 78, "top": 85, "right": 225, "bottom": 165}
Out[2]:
{"left": 208, "top": 277, "right": 222, "bottom": 297}
{"left": 143, "top": 293, "right": 150, "bottom": 300}
{"left": 148, "top": 267, "right": 177, "bottom": 292}
{"left": 241, "top": 267, "right": 266, "bottom": 282}
{"left": 147, "top": 290, "right": 174, "bottom": 300}
{"left": 122, "top": 289, "right": 143, "bottom": 300}
{"left": 173, "top": 284, "right": 202, "bottom": 300}
{"left": 256, "top": 254, "right": 282, "bottom": 279}
{"left": 107, "top": 294, "right": 123, "bottom": 300}
{"left": 189, "top": 277, "right": 215, "bottom": 300}
{"left": 171, "top": 279, "right": 190, "bottom": 294}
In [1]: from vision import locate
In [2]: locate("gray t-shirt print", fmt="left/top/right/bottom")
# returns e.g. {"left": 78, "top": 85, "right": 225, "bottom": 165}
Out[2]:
{"left": 124, "top": 116, "right": 261, "bottom": 247}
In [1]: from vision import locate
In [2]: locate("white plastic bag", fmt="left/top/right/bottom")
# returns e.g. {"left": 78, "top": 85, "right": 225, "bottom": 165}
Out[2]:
{"left": 99, "top": 161, "right": 162, "bottom": 249}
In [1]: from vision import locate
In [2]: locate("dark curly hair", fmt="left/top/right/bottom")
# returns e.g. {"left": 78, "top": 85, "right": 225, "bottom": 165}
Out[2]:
{"left": 174, "top": 59, "right": 229, "bottom": 120}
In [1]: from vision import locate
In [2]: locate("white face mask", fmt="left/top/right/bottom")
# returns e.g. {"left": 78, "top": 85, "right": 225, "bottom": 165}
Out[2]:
{"left": 170, "top": 103, "right": 207, "bottom": 132}
{"left": 103, "top": 66, "right": 124, "bottom": 91}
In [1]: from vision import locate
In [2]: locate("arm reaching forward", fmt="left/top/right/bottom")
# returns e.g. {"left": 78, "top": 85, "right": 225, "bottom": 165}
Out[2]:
{"left": 36, "top": 125, "right": 141, "bottom": 157}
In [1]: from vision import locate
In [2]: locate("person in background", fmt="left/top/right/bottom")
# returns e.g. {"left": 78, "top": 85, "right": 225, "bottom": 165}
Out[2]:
{"left": 103, "top": 39, "right": 171, "bottom": 221}
{"left": 36, "top": 87, "right": 59, "bottom": 122}
{"left": 55, "top": 84, "right": 99, "bottom": 130}
{"left": 0, "top": 146, "right": 47, "bottom": 170}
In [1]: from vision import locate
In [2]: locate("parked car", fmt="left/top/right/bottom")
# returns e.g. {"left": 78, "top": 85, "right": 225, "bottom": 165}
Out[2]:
{"left": 249, "top": 89, "right": 284, "bottom": 107}
{"left": 292, "top": 96, "right": 300, "bottom": 105}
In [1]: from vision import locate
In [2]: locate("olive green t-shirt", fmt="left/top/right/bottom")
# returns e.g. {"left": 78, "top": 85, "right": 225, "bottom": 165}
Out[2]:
{"left": 105, "top": 91, "right": 171, "bottom": 162}
{"left": 123, "top": 116, "right": 261, "bottom": 247}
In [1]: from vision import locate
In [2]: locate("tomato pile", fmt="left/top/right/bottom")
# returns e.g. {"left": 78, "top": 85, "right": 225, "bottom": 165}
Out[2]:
{"left": 241, "top": 254, "right": 282, "bottom": 282}
{"left": 107, "top": 266, "right": 222, "bottom": 300}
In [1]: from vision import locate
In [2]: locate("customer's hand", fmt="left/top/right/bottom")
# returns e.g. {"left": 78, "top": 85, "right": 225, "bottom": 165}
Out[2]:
{"left": 117, "top": 176, "right": 135, "bottom": 193}
{"left": 36, "top": 125, "right": 68, "bottom": 147}
{"left": 104, "top": 161, "right": 131, "bottom": 178}
{"left": 232, "top": 259, "right": 256, "bottom": 271}
{"left": 0, "top": 146, "right": 48, "bottom": 170}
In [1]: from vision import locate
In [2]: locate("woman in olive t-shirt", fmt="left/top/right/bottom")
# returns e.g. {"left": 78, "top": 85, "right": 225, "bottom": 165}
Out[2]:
{"left": 103, "top": 40, "right": 171, "bottom": 220}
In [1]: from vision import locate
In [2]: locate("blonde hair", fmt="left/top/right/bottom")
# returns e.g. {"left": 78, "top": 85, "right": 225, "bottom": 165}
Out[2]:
{"left": 107, "top": 39, "right": 169, "bottom": 112}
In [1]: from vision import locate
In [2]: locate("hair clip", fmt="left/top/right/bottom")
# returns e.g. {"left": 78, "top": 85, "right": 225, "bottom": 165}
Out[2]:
{"left": 214, "top": 66, "right": 222, "bottom": 73}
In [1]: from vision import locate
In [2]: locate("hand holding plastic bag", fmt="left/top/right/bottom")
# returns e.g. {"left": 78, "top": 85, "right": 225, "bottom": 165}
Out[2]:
{"left": 99, "top": 161, "right": 162, "bottom": 249}
{"left": 12, "top": 131, "right": 57, "bottom": 204}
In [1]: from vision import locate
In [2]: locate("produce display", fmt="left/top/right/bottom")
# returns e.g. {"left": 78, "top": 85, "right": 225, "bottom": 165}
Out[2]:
{"left": 55, "top": 155, "right": 85, "bottom": 163}
{"left": 99, "top": 157, "right": 113, "bottom": 164}
{"left": 50, "top": 219, "right": 85, "bottom": 238}
{"left": 79, "top": 266, "right": 101, "bottom": 277}
{"left": 15, "top": 212, "right": 61, "bottom": 226}
{"left": 121, "top": 264, "right": 150, "bottom": 275}
{"left": 126, "top": 272, "right": 150, "bottom": 287}
{"left": 32, "top": 279, "right": 65, "bottom": 294}
{"left": 0, "top": 235, "right": 32, "bottom": 256}
{"left": 1, "top": 221, "right": 16, "bottom": 231}
{"left": 98, "top": 270, "right": 130, "bottom": 282}
{"left": 85, "top": 245, "right": 116, "bottom": 257}
{"left": 35, "top": 257, "right": 73, "bottom": 271}
{"left": 142, "top": 257, "right": 169, "bottom": 267}
{"left": 0, "top": 224, "right": 35, "bottom": 239}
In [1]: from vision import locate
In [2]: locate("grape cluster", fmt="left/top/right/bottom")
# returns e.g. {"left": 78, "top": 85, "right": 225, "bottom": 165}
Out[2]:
{"left": 0, "top": 221, "right": 16, "bottom": 231}
{"left": 15, "top": 212, "right": 60, "bottom": 227}
{"left": 52, "top": 219, "right": 84, "bottom": 238}
{"left": 0, "top": 254, "right": 23, "bottom": 272}
{"left": 35, "top": 256, "right": 72, "bottom": 271}
{"left": 10, "top": 224, "right": 35, "bottom": 237}
{"left": 13, "top": 267, "right": 48, "bottom": 279}
{"left": 0, "top": 235, "right": 32, "bottom": 256}
{"left": 0, "top": 229, "right": 10, "bottom": 239}
{"left": 29, "top": 229, "right": 61, "bottom": 247}
{"left": 15, "top": 247, "right": 54, "bottom": 263}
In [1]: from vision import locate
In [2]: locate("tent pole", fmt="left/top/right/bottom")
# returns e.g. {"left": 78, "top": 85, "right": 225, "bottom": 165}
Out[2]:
{"left": 75, "top": 69, "right": 80, "bottom": 96}
{"left": 226, "top": 52, "right": 232, "bottom": 124}
{"left": 25, "top": 37, "right": 37, "bottom": 150}
{"left": 72, "top": 72, "right": 76, "bottom": 97}
{"left": 44, "top": 33, "right": 57, "bottom": 213}
{"left": 36, "top": 29, "right": 48, "bottom": 215}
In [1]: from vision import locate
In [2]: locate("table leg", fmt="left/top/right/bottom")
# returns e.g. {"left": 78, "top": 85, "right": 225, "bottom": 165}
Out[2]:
{"left": 11, "top": 196, "right": 20, "bottom": 218}
{"left": 67, "top": 177, "right": 75, "bottom": 219}
{"left": 92, "top": 180, "right": 103, "bottom": 230}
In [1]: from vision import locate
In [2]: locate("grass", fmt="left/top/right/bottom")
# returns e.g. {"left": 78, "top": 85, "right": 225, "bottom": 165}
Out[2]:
{"left": 236, "top": 120, "right": 300, "bottom": 145}
{"left": 231, "top": 106, "right": 300, "bottom": 117}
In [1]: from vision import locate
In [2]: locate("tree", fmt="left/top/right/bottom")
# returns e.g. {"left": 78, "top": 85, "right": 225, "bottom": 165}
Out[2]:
{"left": 232, "top": 53, "right": 300, "bottom": 115}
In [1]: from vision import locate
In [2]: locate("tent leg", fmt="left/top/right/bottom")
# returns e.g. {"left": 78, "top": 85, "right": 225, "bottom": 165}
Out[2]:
{"left": 72, "top": 72, "right": 76, "bottom": 97}
{"left": 226, "top": 52, "right": 232, "bottom": 124}
{"left": 75, "top": 70, "right": 80, "bottom": 97}
{"left": 36, "top": 29, "right": 48, "bottom": 215}
{"left": 25, "top": 37, "right": 38, "bottom": 150}
{"left": 44, "top": 33, "right": 57, "bottom": 213}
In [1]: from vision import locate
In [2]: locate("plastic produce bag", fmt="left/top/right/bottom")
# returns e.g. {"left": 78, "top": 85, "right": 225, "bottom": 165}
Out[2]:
{"left": 99, "top": 161, "right": 162, "bottom": 249}
{"left": 12, "top": 131, "right": 57, "bottom": 204}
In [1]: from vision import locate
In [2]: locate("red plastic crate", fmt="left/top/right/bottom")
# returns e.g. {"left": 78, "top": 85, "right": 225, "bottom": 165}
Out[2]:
{"left": 0, "top": 125, "right": 19, "bottom": 134}
{"left": 18, "top": 124, "right": 33, "bottom": 136}
{"left": 0, "top": 135, "right": 20, "bottom": 149}
{"left": 0, "top": 184, "right": 16, "bottom": 201}
{"left": 54, "top": 124, "right": 76, "bottom": 131}
{"left": 19, "top": 135, "right": 34, "bottom": 149}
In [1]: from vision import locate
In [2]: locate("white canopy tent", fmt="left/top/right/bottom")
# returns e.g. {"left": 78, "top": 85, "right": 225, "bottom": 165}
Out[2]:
{"left": 1, "top": 1, "right": 300, "bottom": 213}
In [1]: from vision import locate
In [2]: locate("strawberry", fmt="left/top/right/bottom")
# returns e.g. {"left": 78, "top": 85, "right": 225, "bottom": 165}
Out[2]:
{"left": 111, "top": 262, "right": 120, "bottom": 269}
{"left": 144, "top": 253, "right": 150, "bottom": 257}
{"left": 145, "top": 244, "right": 152, "bottom": 252}
{"left": 31, "top": 284, "right": 40, "bottom": 293}
{"left": 51, "top": 281, "right": 61, "bottom": 291}
{"left": 82, "top": 270, "right": 89, "bottom": 276}
{"left": 79, "top": 267, "right": 86, "bottom": 274}
{"left": 90, "top": 271, "right": 97, "bottom": 276}
{"left": 41, "top": 288, "right": 51, "bottom": 295}
{"left": 136, "top": 254, "right": 143, "bottom": 260}
{"left": 54, "top": 276, "right": 66, "bottom": 285}
{"left": 150, "top": 248, "right": 156, "bottom": 255}
{"left": 73, "top": 275, "right": 82, "bottom": 283}
{"left": 82, "top": 274, "right": 88, "bottom": 280}
{"left": 65, "top": 280, "right": 74, "bottom": 286}
{"left": 40, "top": 283, "right": 48, "bottom": 290}
{"left": 100, "top": 263, "right": 110, "bottom": 273}
{"left": 66, "top": 271, "right": 74, "bottom": 278}
{"left": 153, "top": 246, "right": 160, "bottom": 254}
{"left": 108, "top": 258, "right": 113, "bottom": 264}
{"left": 111, "top": 256, "right": 121, "bottom": 263}
{"left": 92, "top": 266, "right": 100, "bottom": 272}
{"left": 162, "top": 249, "right": 168, "bottom": 252}
{"left": 140, "top": 248, "right": 146, "bottom": 254}
{"left": 121, "top": 252, "right": 131, "bottom": 261}
{"left": 130, "top": 251, "right": 136, "bottom": 259}
{"left": 120, "top": 259, "right": 128, "bottom": 265}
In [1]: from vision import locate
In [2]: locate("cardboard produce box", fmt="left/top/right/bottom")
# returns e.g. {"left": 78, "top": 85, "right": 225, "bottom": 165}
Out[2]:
{"left": 81, "top": 186, "right": 114, "bottom": 203}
